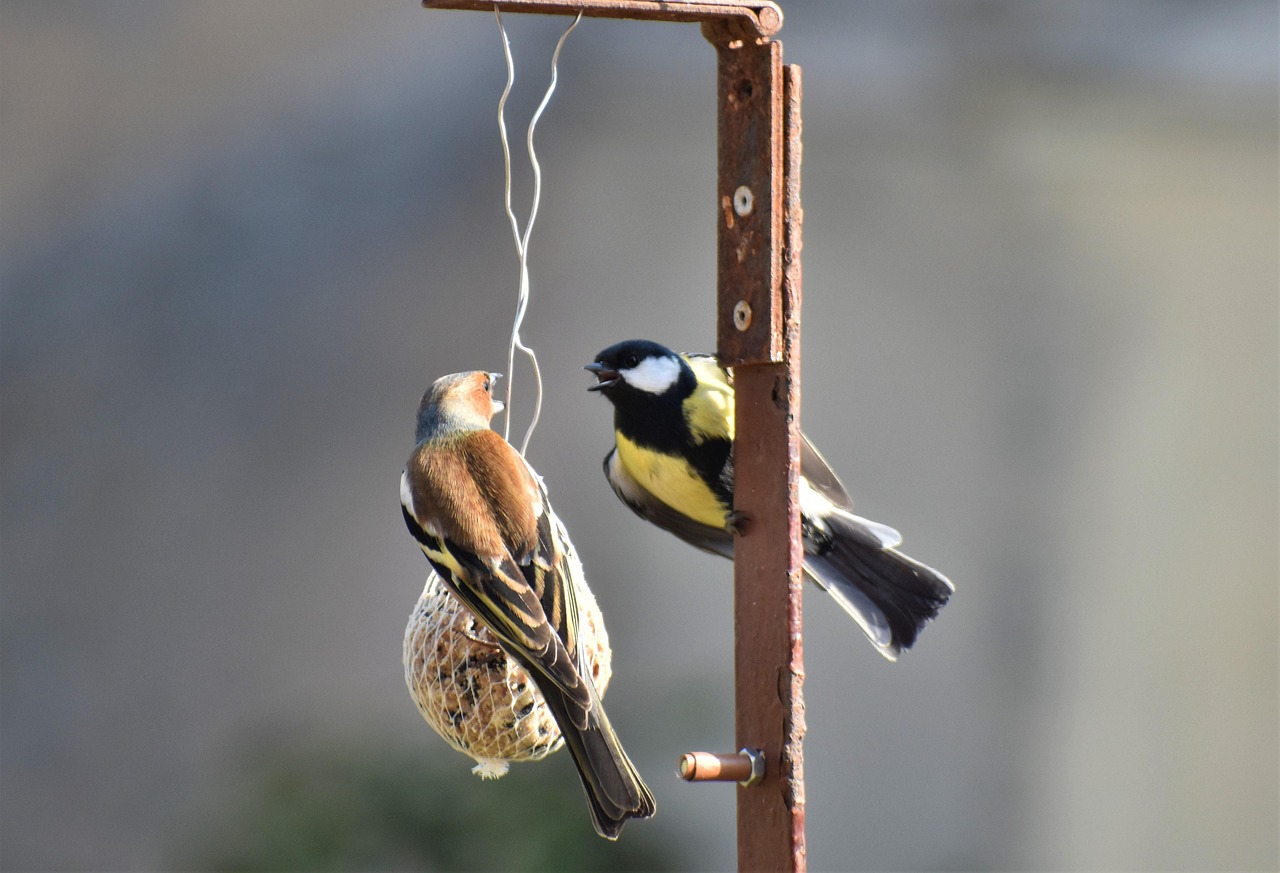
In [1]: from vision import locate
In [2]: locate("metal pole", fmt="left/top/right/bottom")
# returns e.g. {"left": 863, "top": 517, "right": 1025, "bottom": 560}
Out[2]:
{"left": 705, "top": 22, "right": 805, "bottom": 866}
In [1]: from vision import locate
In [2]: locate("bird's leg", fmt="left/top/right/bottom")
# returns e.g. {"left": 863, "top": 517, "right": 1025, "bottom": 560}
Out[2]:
{"left": 726, "top": 510, "right": 751, "bottom": 536}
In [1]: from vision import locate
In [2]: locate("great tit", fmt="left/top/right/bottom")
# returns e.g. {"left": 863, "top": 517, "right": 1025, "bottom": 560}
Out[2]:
{"left": 401, "top": 370, "right": 655, "bottom": 839}
{"left": 586, "top": 340, "right": 954, "bottom": 660}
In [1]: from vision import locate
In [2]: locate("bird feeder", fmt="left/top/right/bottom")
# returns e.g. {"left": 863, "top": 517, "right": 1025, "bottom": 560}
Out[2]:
{"left": 421, "top": 2, "right": 806, "bottom": 869}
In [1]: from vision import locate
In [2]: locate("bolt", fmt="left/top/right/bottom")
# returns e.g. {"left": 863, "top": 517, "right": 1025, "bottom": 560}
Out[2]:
{"left": 675, "top": 749, "right": 765, "bottom": 787}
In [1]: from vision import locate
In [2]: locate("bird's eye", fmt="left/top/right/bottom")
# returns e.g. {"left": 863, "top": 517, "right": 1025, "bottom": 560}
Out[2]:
{"left": 624, "top": 355, "right": 639, "bottom": 369}
{"left": 482, "top": 377, "right": 491, "bottom": 392}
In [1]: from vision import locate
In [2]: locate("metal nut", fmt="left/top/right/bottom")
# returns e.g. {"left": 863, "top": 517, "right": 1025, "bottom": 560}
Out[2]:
{"left": 733, "top": 185, "right": 754, "bottom": 217}
{"left": 733, "top": 300, "right": 752, "bottom": 331}
{"left": 738, "top": 747, "right": 766, "bottom": 787}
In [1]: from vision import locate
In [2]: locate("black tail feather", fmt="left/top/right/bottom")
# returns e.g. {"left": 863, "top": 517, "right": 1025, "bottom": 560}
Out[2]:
{"left": 538, "top": 681, "right": 656, "bottom": 840}
{"left": 805, "top": 511, "right": 954, "bottom": 659}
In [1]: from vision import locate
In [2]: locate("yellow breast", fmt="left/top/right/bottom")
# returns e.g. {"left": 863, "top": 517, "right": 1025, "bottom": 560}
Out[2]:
{"left": 616, "top": 434, "right": 729, "bottom": 529}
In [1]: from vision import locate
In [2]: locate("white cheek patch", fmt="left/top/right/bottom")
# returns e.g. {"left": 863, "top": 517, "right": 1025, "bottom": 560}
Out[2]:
{"left": 621, "top": 355, "right": 681, "bottom": 394}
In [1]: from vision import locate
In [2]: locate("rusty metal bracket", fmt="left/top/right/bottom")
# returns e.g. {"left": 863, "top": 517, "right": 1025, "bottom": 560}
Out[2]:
{"left": 424, "top": 0, "right": 783, "bottom": 39}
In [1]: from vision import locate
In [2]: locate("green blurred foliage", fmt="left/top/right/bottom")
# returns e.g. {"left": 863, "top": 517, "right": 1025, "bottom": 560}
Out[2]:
{"left": 178, "top": 740, "right": 681, "bottom": 872}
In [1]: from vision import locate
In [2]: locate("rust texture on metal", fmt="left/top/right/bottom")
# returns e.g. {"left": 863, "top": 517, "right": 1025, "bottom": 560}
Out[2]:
{"left": 424, "top": 0, "right": 783, "bottom": 38}
{"left": 722, "top": 53, "right": 805, "bottom": 871}
{"left": 706, "top": 31, "right": 783, "bottom": 366}
{"left": 677, "top": 751, "right": 754, "bottom": 783}
{"left": 779, "top": 62, "right": 806, "bottom": 861}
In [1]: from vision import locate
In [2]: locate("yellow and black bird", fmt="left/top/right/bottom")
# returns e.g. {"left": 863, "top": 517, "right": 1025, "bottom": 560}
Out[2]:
{"left": 586, "top": 339, "right": 954, "bottom": 660}
{"left": 400, "top": 370, "right": 655, "bottom": 839}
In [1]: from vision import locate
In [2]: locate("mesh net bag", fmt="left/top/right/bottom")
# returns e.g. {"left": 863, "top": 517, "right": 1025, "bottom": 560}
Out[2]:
{"left": 403, "top": 545, "right": 612, "bottom": 779}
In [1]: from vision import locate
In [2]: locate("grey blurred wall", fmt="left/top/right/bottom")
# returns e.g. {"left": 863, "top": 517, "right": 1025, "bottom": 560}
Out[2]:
{"left": 2, "top": 1, "right": 1276, "bottom": 870}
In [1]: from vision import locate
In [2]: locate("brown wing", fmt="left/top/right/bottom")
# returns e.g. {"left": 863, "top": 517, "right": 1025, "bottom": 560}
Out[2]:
{"left": 407, "top": 430, "right": 541, "bottom": 560}
{"left": 402, "top": 432, "right": 591, "bottom": 714}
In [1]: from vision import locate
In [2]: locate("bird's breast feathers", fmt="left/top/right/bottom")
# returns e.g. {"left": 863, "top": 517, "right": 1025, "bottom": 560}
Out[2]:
{"left": 614, "top": 433, "right": 729, "bottom": 529}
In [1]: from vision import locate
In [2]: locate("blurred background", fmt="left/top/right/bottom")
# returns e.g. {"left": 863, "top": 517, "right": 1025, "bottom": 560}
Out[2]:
{"left": 2, "top": 1, "right": 1275, "bottom": 870}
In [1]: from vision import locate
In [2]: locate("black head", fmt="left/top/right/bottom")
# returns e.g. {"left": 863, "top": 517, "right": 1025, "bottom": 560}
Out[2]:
{"left": 585, "top": 339, "right": 691, "bottom": 401}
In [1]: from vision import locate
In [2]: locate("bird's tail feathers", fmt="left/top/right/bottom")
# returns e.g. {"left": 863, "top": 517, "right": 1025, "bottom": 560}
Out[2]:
{"left": 805, "top": 509, "right": 954, "bottom": 660}
{"left": 539, "top": 680, "right": 656, "bottom": 840}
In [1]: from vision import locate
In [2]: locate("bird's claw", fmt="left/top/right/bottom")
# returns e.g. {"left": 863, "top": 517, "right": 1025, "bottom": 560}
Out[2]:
{"left": 461, "top": 619, "right": 502, "bottom": 650}
{"left": 726, "top": 510, "right": 750, "bottom": 535}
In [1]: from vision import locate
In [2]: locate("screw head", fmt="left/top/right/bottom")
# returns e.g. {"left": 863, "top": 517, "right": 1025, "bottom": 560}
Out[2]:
{"left": 733, "top": 185, "right": 754, "bottom": 217}
{"left": 733, "top": 300, "right": 752, "bottom": 331}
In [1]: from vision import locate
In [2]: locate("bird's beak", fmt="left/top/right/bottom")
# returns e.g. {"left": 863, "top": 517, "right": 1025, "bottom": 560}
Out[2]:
{"left": 584, "top": 362, "right": 620, "bottom": 391}
{"left": 487, "top": 372, "right": 504, "bottom": 413}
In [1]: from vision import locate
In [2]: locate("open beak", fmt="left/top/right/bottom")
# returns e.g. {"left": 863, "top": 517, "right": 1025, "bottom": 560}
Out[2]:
{"left": 584, "top": 362, "right": 620, "bottom": 391}
{"left": 487, "top": 372, "right": 504, "bottom": 412}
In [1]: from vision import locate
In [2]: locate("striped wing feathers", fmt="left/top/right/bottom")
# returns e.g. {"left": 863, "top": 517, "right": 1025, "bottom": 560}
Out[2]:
{"left": 402, "top": 430, "right": 590, "bottom": 715}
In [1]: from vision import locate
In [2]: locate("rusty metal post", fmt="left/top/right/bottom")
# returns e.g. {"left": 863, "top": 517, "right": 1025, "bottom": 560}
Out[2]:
{"left": 421, "top": 4, "right": 806, "bottom": 869}
{"left": 705, "top": 31, "right": 782, "bottom": 365}
{"left": 705, "top": 22, "right": 805, "bottom": 867}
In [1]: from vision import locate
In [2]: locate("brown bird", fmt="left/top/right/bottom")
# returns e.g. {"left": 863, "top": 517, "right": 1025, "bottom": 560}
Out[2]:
{"left": 400, "top": 370, "right": 655, "bottom": 839}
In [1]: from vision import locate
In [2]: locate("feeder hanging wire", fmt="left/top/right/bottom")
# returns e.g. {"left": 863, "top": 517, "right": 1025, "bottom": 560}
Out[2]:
{"left": 494, "top": 6, "right": 582, "bottom": 455}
